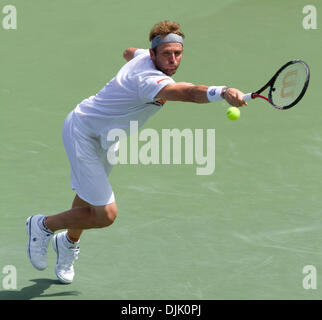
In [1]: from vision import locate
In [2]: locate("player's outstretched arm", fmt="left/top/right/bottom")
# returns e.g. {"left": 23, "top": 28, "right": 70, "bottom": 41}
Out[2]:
{"left": 156, "top": 83, "right": 247, "bottom": 107}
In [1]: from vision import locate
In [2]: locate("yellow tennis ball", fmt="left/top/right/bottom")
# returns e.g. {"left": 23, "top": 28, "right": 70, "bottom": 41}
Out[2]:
{"left": 226, "top": 107, "right": 240, "bottom": 120}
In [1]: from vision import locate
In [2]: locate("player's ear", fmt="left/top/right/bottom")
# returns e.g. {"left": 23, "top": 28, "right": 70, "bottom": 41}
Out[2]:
{"left": 149, "top": 48, "right": 156, "bottom": 63}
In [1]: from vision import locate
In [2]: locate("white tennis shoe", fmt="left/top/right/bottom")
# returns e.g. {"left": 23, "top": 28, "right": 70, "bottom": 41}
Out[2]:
{"left": 52, "top": 231, "right": 80, "bottom": 284}
{"left": 26, "top": 215, "right": 53, "bottom": 270}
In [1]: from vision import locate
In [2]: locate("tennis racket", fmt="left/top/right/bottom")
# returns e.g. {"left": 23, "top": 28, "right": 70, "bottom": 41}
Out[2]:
{"left": 243, "top": 60, "right": 310, "bottom": 110}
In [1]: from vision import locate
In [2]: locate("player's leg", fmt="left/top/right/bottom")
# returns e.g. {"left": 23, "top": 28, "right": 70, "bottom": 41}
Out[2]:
{"left": 72, "top": 193, "right": 89, "bottom": 209}
{"left": 44, "top": 200, "right": 117, "bottom": 232}
{"left": 26, "top": 110, "right": 118, "bottom": 281}
{"left": 49, "top": 201, "right": 117, "bottom": 284}
{"left": 48, "top": 134, "right": 118, "bottom": 283}
{"left": 66, "top": 194, "right": 91, "bottom": 242}
{"left": 26, "top": 201, "right": 117, "bottom": 272}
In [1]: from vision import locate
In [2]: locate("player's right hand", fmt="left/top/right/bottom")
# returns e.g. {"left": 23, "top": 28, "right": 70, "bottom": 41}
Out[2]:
{"left": 224, "top": 88, "right": 248, "bottom": 107}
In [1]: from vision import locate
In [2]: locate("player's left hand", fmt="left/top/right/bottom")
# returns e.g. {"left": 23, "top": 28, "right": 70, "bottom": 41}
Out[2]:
{"left": 224, "top": 88, "right": 248, "bottom": 107}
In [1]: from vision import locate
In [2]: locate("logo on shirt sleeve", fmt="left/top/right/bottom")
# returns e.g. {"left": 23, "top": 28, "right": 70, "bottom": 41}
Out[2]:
{"left": 157, "top": 78, "right": 170, "bottom": 84}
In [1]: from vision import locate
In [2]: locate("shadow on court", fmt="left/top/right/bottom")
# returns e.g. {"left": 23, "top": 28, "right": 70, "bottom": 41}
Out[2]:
{"left": 0, "top": 278, "right": 80, "bottom": 300}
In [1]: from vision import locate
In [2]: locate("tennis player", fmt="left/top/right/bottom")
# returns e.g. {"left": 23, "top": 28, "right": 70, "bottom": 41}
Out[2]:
{"left": 26, "top": 20, "right": 246, "bottom": 283}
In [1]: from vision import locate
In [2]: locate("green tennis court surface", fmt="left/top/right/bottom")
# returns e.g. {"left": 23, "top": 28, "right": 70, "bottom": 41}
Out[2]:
{"left": 1, "top": 0, "right": 322, "bottom": 299}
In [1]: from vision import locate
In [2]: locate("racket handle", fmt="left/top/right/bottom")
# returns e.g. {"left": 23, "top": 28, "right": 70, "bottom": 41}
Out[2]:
{"left": 243, "top": 93, "right": 253, "bottom": 101}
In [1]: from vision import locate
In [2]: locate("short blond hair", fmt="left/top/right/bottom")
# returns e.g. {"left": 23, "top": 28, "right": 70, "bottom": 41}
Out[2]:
{"left": 149, "top": 20, "right": 185, "bottom": 42}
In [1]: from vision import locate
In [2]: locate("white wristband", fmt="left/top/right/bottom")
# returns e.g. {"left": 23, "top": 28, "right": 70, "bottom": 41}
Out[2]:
{"left": 207, "top": 86, "right": 225, "bottom": 102}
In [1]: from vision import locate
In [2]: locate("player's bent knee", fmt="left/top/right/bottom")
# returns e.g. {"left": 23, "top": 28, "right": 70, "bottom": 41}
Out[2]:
{"left": 105, "top": 202, "right": 118, "bottom": 225}
{"left": 93, "top": 202, "right": 117, "bottom": 228}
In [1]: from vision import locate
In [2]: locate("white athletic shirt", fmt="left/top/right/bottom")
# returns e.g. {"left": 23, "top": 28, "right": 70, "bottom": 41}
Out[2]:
{"left": 73, "top": 49, "right": 175, "bottom": 150}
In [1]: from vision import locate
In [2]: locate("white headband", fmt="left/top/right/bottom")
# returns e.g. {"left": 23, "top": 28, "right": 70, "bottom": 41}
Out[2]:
{"left": 151, "top": 33, "right": 184, "bottom": 49}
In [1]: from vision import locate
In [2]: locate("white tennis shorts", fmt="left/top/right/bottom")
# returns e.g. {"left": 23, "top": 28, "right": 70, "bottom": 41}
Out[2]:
{"left": 62, "top": 111, "right": 118, "bottom": 206}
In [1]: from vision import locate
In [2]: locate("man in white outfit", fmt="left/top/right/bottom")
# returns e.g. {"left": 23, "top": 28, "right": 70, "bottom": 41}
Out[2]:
{"left": 26, "top": 21, "right": 246, "bottom": 283}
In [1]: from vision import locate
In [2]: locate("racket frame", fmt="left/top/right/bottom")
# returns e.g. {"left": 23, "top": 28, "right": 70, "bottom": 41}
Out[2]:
{"left": 248, "top": 59, "right": 310, "bottom": 110}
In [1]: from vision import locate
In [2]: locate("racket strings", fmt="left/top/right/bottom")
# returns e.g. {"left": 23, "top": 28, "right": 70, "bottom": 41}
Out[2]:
{"left": 270, "top": 61, "right": 309, "bottom": 109}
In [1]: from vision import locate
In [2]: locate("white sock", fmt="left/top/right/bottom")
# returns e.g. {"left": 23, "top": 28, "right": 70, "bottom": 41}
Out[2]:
{"left": 63, "top": 232, "right": 79, "bottom": 248}
{"left": 38, "top": 216, "right": 53, "bottom": 234}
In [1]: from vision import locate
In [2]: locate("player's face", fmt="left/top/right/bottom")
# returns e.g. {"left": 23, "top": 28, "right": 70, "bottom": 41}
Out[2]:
{"left": 150, "top": 43, "right": 183, "bottom": 76}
